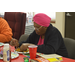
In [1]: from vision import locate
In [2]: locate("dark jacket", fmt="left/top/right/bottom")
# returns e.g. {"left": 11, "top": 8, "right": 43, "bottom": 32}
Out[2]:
{"left": 19, "top": 24, "right": 68, "bottom": 57}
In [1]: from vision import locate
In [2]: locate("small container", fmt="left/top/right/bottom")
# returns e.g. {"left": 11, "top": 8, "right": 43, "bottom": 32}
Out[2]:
{"left": 23, "top": 57, "right": 29, "bottom": 62}
{"left": 3, "top": 44, "right": 11, "bottom": 62}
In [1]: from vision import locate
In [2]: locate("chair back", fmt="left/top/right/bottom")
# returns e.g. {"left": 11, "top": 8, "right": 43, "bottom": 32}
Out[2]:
{"left": 63, "top": 38, "right": 75, "bottom": 59}
{"left": 4, "top": 12, "right": 26, "bottom": 40}
{"left": 19, "top": 34, "right": 29, "bottom": 43}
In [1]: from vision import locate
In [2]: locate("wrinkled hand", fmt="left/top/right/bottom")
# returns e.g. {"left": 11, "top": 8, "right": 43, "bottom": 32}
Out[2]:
{"left": 20, "top": 43, "right": 35, "bottom": 51}
{"left": 20, "top": 43, "right": 29, "bottom": 51}
{"left": 10, "top": 38, "right": 19, "bottom": 47}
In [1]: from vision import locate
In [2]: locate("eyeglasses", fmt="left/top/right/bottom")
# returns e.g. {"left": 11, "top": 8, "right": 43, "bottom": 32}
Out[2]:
{"left": 34, "top": 26, "right": 42, "bottom": 31}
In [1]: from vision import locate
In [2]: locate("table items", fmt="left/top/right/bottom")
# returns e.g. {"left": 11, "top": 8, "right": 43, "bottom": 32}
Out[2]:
{"left": 23, "top": 52, "right": 63, "bottom": 62}
{"left": 27, "top": 53, "right": 63, "bottom": 62}
{"left": 30, "top": 59, "right": 39, "bottom": 62}
{"left": 23, "top": 57, "right": 29, "bottom": 62}
{"left": 0, "top": 52, "right": 19, "bottom": 59}
{"left": 3, "top": 44, "right": 11, "bottom": 62}
{"left": 0, "top": 45, "right": 75, "bottom": 62}
{"left": 28, "top": 45, "right": 37, "bottom": 59}
{"left": 15, "top": 48, "right": 29, "bottom": 54}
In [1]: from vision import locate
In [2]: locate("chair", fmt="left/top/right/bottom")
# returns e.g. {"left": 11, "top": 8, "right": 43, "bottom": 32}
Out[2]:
{"left": 4, "top": 12, "right": 26, "bottom": 40}
{"left": 19, "top": 34, "right": 29, "bottom": 43}
{"left": 63, "top": 38, "right": 75, "bottom": 59}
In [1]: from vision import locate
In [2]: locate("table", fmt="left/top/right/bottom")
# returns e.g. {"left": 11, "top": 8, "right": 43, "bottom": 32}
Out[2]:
{"left": 61, "top": 57, "right": 75, "bottom": 62}
{"left": 0, "top": 46, "right": 75, "bottom": 62}
{"left": 0, "top": 46, "right": 27, "bottom": 62}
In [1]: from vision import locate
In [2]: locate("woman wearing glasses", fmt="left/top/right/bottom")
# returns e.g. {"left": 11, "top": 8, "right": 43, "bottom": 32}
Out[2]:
{"left": 10, "top": 13, "right": 68, "bottom": 57}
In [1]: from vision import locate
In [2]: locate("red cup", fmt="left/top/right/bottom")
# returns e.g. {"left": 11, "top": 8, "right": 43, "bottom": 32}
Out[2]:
{"left": 28, "top": 45, "right": 37, "bottom": 59}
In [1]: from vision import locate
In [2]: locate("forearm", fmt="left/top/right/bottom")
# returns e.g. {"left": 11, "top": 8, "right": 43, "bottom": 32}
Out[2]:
{"left": 37, "top": 44, "right": 55, "bottom": 54}
{"left": 0, "top": 34, "right": 12, "bottom": 43}
{"left": 19, "top": 38, "right": 35, "bottom": 47}
{"left": 22, "top": 43, "right": 35, "bottom": 48}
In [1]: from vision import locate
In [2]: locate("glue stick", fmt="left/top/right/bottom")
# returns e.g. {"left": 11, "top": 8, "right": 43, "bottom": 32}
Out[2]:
{"left": 3, "top": 44, "right": 11, "bottom": 62}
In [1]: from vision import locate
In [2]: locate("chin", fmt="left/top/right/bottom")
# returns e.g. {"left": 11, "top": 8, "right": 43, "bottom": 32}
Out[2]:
{"left": 36, "top": 32, "right": 40, "bottom": 35}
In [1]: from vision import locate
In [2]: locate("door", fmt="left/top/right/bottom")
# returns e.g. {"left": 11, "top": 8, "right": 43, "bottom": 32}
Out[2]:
{"left": 65, "top": 12, "right": 75, "bottom": 40}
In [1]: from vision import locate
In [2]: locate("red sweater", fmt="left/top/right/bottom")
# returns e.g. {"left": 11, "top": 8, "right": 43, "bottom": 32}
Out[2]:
{"left": 0, "top": 17, "right": 13, "bottom": 43}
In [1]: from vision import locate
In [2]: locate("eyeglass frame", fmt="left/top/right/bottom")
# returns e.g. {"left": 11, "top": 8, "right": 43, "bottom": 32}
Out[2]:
{"left": 34, "top": 26, "right": 43, "bottom": 31}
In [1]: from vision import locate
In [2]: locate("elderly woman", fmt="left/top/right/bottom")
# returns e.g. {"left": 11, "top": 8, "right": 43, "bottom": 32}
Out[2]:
{"left": 10, "top": 13, "right": 68, "bottom": 57}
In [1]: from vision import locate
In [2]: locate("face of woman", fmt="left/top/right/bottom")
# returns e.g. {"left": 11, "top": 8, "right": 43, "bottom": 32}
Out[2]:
{"left": 34, "top": 22, "right": 47, "bottom": 36}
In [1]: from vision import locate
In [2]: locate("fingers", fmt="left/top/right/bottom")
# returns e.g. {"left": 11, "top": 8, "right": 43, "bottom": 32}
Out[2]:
{"left": 20, "top": 44, "right": 28, "bottom": 51}
{"left": 12, "top": 39, "right": 16, "bottom": 45}
{"left": 10, "top": 38, "right": 19, "bottom": 47}
{"left": 19, "top": 43, "right": 34, "bottom": 51}
{"left": 15, "top": 40, "right": 19, "bottom": 47}
{"left": 10, "top": 39, "right": 14, "bottom": 46}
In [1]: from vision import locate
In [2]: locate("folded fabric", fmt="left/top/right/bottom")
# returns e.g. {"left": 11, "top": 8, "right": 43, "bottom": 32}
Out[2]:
{"left": 33, "top": 13, "right": 51, "bottom": 27}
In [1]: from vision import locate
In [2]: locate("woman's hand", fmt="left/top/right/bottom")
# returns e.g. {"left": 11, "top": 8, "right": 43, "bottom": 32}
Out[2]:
{"left": 10, "top": 38, "right": 19, "bottom": 47}
{"left": 20, "top": 43, "right": 35, "bottom": 51}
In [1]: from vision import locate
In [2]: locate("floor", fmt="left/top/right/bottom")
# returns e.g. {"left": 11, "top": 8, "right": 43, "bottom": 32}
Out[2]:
{"left": 25, "top": 25, "right": 34, "bottom": 35}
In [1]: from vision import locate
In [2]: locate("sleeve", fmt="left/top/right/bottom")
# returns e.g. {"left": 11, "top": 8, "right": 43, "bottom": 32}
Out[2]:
{"left": 0, "top": 19, "right": 13, "bottom": 43}
{"left": 37, "top": 29, "right": 63, "bottom": 54}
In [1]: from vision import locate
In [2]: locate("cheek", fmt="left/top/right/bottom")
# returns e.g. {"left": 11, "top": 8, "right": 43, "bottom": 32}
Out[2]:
{"left": 36, "top": 31, "right": 40, "bottom": 35}
{"left": 35, "top": 29, "right": 44, "bottom": 35}
{"left": 35, "top": 30, "right": 40, "bottom": 35}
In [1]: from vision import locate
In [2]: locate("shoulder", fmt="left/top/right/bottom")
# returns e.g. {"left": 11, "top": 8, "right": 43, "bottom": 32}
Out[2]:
{"left": 30, "top": 30, "right": 38, "bottom": 37}
{"left": 46, "top": 24, "right": 62, "bottom": 38}
{"left": 46, "top": 24, "right": 63, "bottom": 42}
{"left": 47, "top": 24, "right": 60, "bottom": 33}
{"left": 0, "top": 17, "right": 9, "bottom": 25}
{"left": 0, "top": 17, "right": 6, "bottom": 22}
{"left": 0, "top": 18, "right": 11, "bottom": 28}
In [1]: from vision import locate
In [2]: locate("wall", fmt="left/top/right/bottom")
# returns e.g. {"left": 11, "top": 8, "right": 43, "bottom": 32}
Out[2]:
{"left": 0, "top": 12, "right": 4, "bottom": 15}
{"left": 52, "top": 12, "right": 65, "bottom": 38}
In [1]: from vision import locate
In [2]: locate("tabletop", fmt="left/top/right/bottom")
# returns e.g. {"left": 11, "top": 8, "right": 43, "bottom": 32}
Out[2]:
{"left": 0, "top": 46, "right": 75, "bottom": 62}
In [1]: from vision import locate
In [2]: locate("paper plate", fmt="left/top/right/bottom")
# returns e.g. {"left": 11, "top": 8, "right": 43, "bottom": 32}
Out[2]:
{"left": 0, "top": 52, "right": 19, "bottom": 59}
{"left": 0, "top": 42, "right": 4, "bottom": 47}
{"left": 15, "top": 48, "right": 29, "bottom": 54}
{"left": 11, "top": 52, "right": 19, "bottom": 59}
{"left": 14, "top": 50, "right": 29, "bottom": 54}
